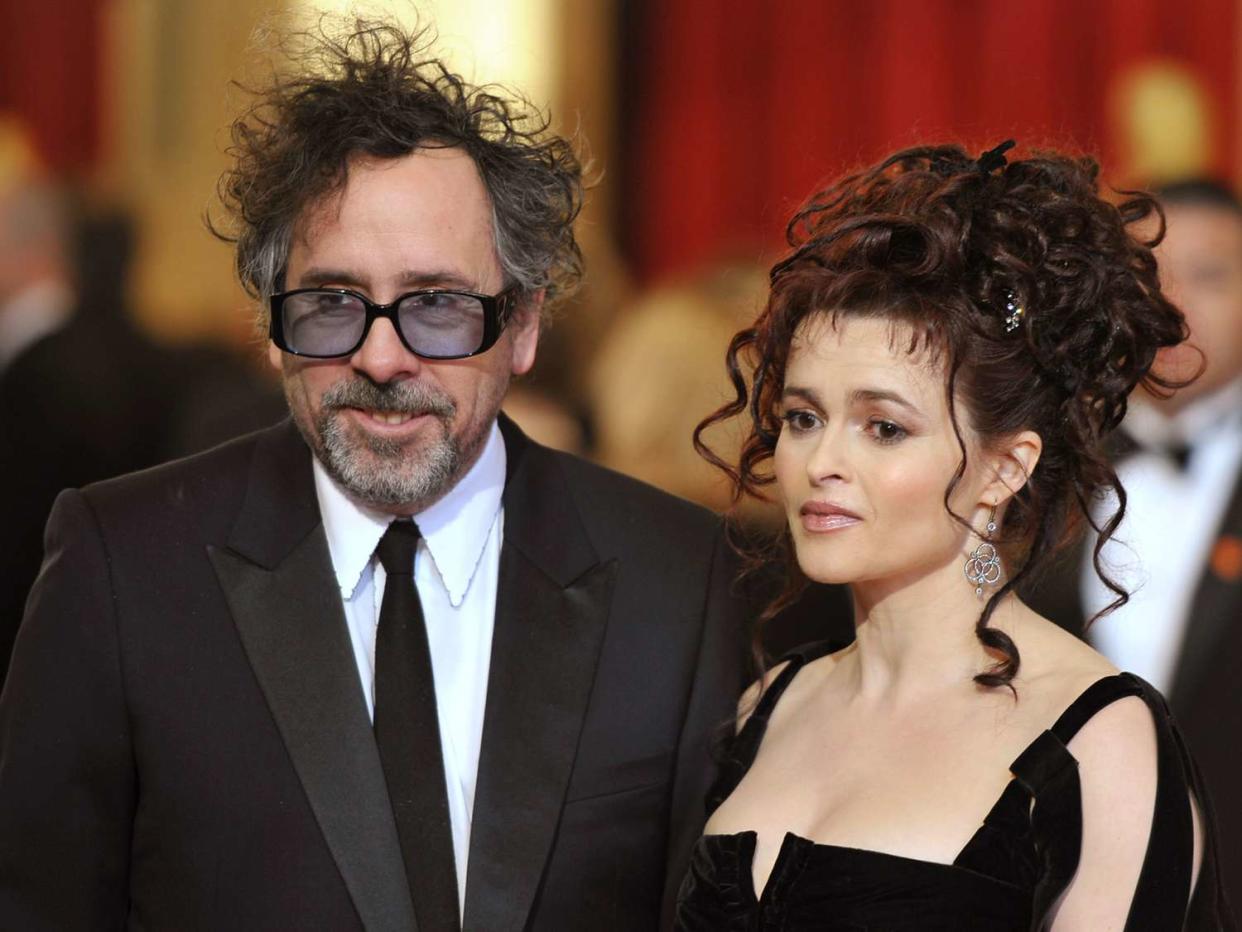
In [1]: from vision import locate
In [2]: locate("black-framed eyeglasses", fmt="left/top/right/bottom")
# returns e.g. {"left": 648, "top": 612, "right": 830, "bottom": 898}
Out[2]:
{"left": 269, "top": 286, "right": 518, "bottom": 360}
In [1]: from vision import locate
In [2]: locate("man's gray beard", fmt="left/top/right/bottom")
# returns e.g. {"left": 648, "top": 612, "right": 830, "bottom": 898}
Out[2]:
{"left": 304, "top": 378, "right": 463, "bottom": 510}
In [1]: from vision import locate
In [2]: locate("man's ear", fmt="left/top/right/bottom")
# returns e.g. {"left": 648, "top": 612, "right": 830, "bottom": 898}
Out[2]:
{"left": 983, "top": 429, "right": 1042, "bottom": 506}
{"left": 510, "top": 289, "right": 544, "bottom": 376}
{"left": 267, "top": 340, "right": 283, "bottom": 372}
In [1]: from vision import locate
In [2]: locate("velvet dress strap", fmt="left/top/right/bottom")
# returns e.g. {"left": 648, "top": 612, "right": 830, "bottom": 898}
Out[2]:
{"left": 707, "top": 641, "right": 838, "bottom": 816}
{"left": 1009, "top": 672, "right": 1230, "bottom": 930}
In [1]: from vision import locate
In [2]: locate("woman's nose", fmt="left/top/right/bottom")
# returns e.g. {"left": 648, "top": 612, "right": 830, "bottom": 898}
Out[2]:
{"left": 805, "top": 428, "right": 850, "bottom": 484}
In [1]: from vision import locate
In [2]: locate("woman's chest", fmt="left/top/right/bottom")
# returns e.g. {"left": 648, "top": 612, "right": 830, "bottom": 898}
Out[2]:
{"left": 705, "top": 710, "right": 1036, "bottom": 874}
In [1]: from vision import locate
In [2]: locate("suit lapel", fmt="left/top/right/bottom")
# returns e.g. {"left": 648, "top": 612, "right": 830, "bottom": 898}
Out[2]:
{"left": 208, "top": 421, "right": 416, "bottom": 932}
{"left": 1171, "top": 469, "right": 1242, "bottom": 713}
{"left": 462, "top": 418, "right": 617, "bottom": 932}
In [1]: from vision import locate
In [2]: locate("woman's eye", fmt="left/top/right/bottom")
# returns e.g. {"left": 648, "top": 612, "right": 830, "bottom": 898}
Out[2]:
{"left": 782, "top": 409, "right": 821, "bottom": 433}
{"left": 868, "top": 419, "right": 908, "bottom": 443}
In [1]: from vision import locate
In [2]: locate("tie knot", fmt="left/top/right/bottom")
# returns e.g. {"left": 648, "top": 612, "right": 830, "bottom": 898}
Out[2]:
{"left": 376, "top": 520, "right": 421, "bottom": 576}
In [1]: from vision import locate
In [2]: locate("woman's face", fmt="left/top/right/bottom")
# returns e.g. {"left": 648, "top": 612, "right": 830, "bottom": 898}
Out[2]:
{"left": 773, "top": 314, "right": 987, "bottom": 590}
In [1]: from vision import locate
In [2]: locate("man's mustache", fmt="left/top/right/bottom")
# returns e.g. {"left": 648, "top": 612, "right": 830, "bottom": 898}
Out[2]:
{"left": 320, "top": 379, "right": 456, "bottom": 419}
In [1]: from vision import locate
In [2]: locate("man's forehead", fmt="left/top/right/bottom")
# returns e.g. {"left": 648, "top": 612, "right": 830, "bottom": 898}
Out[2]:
{"left": 1163, "top": 203, "right": 1242, "bottom": 241}
{"left": 283, "top": 145, "right": 503, "bottom": 295}
{"left": 292, "top": 146, "right": 485, "bottom": 242}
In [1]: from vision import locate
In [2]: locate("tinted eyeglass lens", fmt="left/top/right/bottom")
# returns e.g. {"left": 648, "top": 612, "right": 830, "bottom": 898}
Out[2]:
{"left": 282, "top": 291, "right": 368, "bottom": 356}
{"left": 397, "top": 292, "right": 486, "bottom": 358}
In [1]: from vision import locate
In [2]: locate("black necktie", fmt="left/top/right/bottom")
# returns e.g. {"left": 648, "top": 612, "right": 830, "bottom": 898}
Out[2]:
{"left": 374, "top": 521, "right": 461, "bottom": 932}
{"left": 1163, "top": 442, "right": 1193, "bottom": 472}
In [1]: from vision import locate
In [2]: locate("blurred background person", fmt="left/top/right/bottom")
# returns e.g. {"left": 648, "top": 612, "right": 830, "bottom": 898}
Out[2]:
{"left": 0, "top": 120, "right": 73, "bottom": 373}
{"left": 590, "top": 260, "right": 854, "bottom": 656}
{"left": 0, "top": 115, "right": 284, "bottom": 679}
{"left": 1029, "top": 177, "right": 1242, "bottom": 909}
{"left": 591, "top": 260, "right": 765, "bottom": 512}
{"left": 0, "top": 119, "right": 171, "bottom": 674}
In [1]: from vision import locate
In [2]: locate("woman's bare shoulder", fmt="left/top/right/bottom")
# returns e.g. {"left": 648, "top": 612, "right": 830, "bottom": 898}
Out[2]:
{"left": 1012, "top": 607, "right": 1118, "bottom": 693}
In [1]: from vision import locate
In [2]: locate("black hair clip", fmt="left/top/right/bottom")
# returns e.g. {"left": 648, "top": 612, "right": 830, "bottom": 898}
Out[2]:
{"left": 976, "top": 139, "right": 1015, "bottom": 175}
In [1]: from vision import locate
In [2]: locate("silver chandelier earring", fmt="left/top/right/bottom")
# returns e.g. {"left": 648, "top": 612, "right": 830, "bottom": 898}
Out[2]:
{"left": 964, "top": 507, "right": 1002, "bottom": 598}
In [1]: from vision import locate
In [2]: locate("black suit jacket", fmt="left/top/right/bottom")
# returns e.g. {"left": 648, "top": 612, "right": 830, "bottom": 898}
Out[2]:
{"left": 0, "top": 313, "right": 286, "bottom": 680}
{"left": 1025, "top": 466, "right": 1242, "bottom": 912}
{"left": 0, "top": 417, "right": 746, "bottom": 931}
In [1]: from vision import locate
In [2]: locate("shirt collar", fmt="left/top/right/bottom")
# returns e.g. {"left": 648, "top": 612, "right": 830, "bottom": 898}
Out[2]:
{"left": 1125, "top": 376, "right": 1242, "bottom": 449}
{"left": 314, "top": 421, "right": 507, "bottom": 607}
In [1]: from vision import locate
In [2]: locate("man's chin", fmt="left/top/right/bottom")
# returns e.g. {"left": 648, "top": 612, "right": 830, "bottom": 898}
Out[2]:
{"left": 303, "top": 404, "right": 499, "bottom": 512}
{"left": 326, "top": 452, "right": 456, "bottom": 510}
{"left": 319, "top": 427, "right": 461, "bottom": 511}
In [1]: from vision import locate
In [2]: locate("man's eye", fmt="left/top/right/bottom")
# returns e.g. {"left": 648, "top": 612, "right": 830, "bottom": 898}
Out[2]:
{"left": 409, "top": 292, "right": 470, "bottom": 311}
{"left": 311, "top": 293, "right": 359, "bottom": 311}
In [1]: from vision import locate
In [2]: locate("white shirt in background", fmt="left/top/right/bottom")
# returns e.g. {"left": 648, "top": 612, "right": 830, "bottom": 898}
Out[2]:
{"left": 1083, "top": 379, "right": 1242, "bottom": 692}
{"left": 314, "top": 421, "right": 506, "bottom": 918}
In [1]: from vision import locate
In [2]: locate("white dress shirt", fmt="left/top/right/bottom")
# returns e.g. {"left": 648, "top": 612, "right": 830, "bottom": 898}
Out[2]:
{"left": 1083, "top": 380, "right": 1242, "bottom": 692}
{"left": 314, "top": 422, "right": 506, "bottom": 918}
{"left": 0, "top": 279, "right": 72, "bottom": 371}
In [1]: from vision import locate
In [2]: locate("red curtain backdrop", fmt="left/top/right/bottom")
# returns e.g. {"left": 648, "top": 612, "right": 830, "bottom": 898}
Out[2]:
{"left": 0, "top": 0, "right": 107, "bottom": 175}
{"left": 623, "top": 0, "right": 1238, "bottom": 284}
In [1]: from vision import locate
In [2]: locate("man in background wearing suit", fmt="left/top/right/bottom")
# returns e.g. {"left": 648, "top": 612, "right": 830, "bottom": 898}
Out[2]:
{"left": 0, "top": 122, "right": 173, "bottom": 677}
{"left": 1030, "top": 178, "right": 1242, "bottom": 908}
{"left": 0, "top": 123, "right": 286, "bottom": 680}
{"left": 0, "top": 20, "right": 745, "bottom": 931}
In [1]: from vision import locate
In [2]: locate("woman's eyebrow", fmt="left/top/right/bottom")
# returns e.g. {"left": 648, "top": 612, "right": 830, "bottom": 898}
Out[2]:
{"left": 850, "top": 388, "right": 921, "bottom": 415}
{"left": 781, "top": 385, "right": 823, "bottom": 408}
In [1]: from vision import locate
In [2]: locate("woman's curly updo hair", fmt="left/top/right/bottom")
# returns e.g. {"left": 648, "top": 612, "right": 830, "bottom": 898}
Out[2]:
{"left": 210, "top": 17, "right": 585, "bottom": 324}
{"left": 695, "top": 142, "right": 1190, "bottom": 689}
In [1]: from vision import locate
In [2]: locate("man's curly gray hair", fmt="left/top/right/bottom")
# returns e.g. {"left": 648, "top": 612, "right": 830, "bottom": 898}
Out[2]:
{"left": 211, "top": 18, "right": 585, "bottom": 325}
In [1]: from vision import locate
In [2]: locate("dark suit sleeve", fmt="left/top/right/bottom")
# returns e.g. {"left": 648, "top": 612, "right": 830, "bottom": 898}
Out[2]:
{"left": 659, "top": 523, "right": 747, "bottom": 928}
{"left": 0, "top": 489, "right": 136, "bottom": 930}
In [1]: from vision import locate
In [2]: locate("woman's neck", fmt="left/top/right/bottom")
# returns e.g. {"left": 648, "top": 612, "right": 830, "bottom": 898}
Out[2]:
{"left": 844, "top": 557, "right": 1015, "bottom": 702}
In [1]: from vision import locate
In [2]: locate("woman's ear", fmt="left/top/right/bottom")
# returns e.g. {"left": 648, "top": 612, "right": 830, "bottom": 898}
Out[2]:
{"left": 983, "top": 430, "right": 1042, "bottom": 506}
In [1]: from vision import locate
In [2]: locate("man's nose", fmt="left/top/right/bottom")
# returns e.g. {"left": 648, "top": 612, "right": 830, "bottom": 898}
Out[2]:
{"left": 350, "top": 317, "right": 420, "bottom": 382}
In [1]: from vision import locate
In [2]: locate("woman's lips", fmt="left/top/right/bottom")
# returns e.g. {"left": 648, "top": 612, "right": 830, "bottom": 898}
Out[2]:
{"left": 799, "top": 501, "right": 862, "bottom": 533}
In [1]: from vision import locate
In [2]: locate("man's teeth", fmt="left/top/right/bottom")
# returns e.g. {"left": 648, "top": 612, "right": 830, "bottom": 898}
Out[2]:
{"left": 370, "top": 410, "right": 413, "bottom": 425}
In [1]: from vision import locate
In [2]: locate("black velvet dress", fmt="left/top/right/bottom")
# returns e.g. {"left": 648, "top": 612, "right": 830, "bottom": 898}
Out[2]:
{"left": 675, "top": 643, "right": 1235, "bottom": 931}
